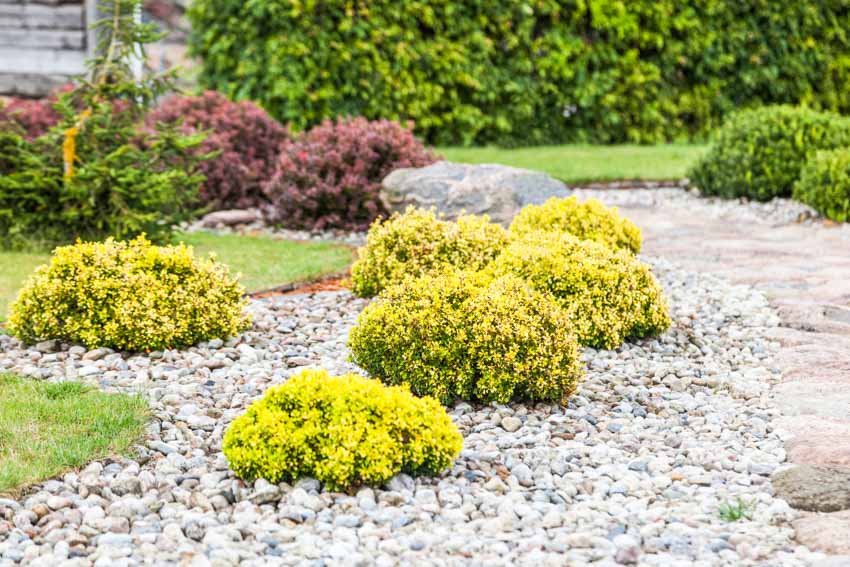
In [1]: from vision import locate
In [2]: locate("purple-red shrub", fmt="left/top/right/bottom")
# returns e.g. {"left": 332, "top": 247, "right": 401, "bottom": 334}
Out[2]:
{"left": 0, "top": 86, "right": 70, "bottom": 139}
{"left": 263, "top": 117, "right": 439, "bottom": 231}
{"left": 148, "top": 91, "right": 289, "bottom": 210}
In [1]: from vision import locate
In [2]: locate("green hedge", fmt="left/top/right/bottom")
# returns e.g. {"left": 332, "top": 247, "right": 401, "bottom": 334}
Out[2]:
{"left": 187, "top": 1, "right": 850, "bottom": 145}
{"left": 688, "top": 106, "right": 850, "bottom": 201}
{"left": 794, "top": 149, "right": 850, "bottom": 222}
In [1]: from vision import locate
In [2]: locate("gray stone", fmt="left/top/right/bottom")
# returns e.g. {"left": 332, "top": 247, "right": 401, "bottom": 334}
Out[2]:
{"left": 380, "top": 161, "right": 570, "bottom": 226}
{"left": 501, "top": 416, "right": 522, "bottom": 433}
{"left": 200, "top": 208, "right": 262, "bottom": 228}
{"left": 772, "top": 465, "right": 850, "bottom": 512}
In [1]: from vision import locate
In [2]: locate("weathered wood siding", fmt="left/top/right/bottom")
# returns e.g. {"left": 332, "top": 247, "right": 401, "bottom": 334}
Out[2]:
{"left": 0, "top": 0, "right": 92, "bottom": 96}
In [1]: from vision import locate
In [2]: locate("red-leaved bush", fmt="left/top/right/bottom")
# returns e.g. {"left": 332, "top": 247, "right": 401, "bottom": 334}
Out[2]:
{"left": 262, "top": 117, "right": 439, "bottom": 231}
{"left": 0, "top": 86, "right": 71, "bottom": 139}
{"left": 148, "top": 91, "right": 289, "bottom": 210}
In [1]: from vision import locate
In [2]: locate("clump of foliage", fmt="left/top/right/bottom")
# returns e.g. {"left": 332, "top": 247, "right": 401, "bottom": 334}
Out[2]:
{"left": 489, "top": 231, "right": 670, "bottom": 349}
{"left": 348, "top": 270, "right": 584, "bottom": 405}
{"left": 0, "top": 0, "right": 206, "bottom": 250}
{"left": 718, "top": 498, "right": 755, "bottom": 522}
{"left": 262, "top": 117, "right": 437, "bottom": 231}
{"left": 350, "top": 207, "right": 508, "bottom": 298}
{"left": 147, "top": 91, "right": 289, "bottom": 211}
{"left": 222, "top": 368, "right": 462, "bottom": 491}
{"left": 7, "top": 236, "right": 250, "bottom": 351}
{"left": 510, "top": 196, "right": 642, "bottom": 253}
{"left": 794, "top": 149, "right": 850, "bottom": 222}
{"left": 0, "top": 87, "right": 69, "bottom": 140}
{"left": 188, "top": 0, "right": 850, "bottom": 145}
{"left": 688, "top": 106, "right": 850, "bottom": 201}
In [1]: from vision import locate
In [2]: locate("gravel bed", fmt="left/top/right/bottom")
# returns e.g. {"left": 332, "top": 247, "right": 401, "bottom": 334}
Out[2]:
{"left": 571, "top": 187, "right": 828, "bottom": 229}
{"left": 0, "top": 256, "right": 826, "bottom": 566}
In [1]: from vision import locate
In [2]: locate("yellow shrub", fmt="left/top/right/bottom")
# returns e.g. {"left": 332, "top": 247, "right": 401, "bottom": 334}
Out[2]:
{"left": 489, "top": 231, "right": 669, "bottom": 349}
{"left": 8, "top": 235, "right": 250, "bottom": 351}
{"left": 509, "top": 196, "right": 642, "bottom": 253}
{"left": 348, "top": 270, "right": 584, "bottom": 405}
{"left": 222, "top": 369, "right": 462, "bottom": 491}
{"left": 350, "top": 207, "right": 508, "bottom": 297}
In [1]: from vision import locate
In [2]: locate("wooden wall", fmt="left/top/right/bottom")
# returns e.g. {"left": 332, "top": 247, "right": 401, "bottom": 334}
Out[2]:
{"left": 0, "top": 0, "right": 93, "bottom": 96}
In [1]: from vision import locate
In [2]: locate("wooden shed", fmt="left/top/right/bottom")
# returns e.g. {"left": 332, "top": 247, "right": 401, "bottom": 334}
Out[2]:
{"left": 0, "top": 0, "right": 96, "bottom": 96}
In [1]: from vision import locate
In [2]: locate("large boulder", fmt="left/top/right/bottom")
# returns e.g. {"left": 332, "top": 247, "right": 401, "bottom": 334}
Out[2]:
{"left": 381, "top": 161, "right": 570, "bottom": 226}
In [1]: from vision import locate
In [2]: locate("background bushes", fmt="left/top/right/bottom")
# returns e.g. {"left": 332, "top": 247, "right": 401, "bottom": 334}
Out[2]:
{"left": 148, "top": 91, "right": 290, "bottom": 211}
{"left": 794, "top": 149, "right": 850, "bottom": 222}
{"left": 688, "top": 106, "right": 850, "bottom": 201}
{"left": 262, "top": 118, "right": 437, "bottom": 231}
{"left": 187, "top": 0, "right": 850, "bottom": 146}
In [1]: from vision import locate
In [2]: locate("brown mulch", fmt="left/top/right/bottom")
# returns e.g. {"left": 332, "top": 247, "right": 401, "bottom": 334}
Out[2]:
{"left": 248, "top": 274, "right": 350, "bottom": 299}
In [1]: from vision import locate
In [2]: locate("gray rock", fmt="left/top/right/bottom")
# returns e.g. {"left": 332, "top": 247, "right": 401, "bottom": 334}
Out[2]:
{"left": 772, "top": 465, "right": 850, "bottom": 512}
{"left": 380, "top": 161, "right": 570, "bottom": 226}
{"left": 501, "top": 416, "right": 522, "bottom": 433}
{"left": 200, "top": 208, "right": 262, "bottom": 228}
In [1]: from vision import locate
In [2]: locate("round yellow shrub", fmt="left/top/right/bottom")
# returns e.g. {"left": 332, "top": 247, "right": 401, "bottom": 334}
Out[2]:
{"left": 509, "top": 196, "right": 642, "bottom": 253}
{"left": 222, "top": 369, "right": 462, "bottom": 491}
{"left": 489, "top": 231, "right": 669, "bottom": 349}
{"left": 350, "top": 207, "right": 509, "bottom": 297}
{"left": 8, "top": 235, "right": 250, "bottom": 351}
{"left": 348, "top": 270, "right": 585, "bottom": 405}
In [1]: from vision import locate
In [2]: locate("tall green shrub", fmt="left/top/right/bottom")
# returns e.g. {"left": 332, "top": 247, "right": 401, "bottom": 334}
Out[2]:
{"left": 187, "top": 0, "right": 850, "bottom": 145}
{"left": 0, "top": 0, "right": 205, "bottom": 250}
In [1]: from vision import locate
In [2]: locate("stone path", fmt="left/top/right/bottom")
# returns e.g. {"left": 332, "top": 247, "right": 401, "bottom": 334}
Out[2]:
{"left": 578, "top": 188, "right": 850, "bottom": 561}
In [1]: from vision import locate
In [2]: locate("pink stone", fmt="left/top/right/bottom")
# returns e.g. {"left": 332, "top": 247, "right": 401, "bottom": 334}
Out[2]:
{"left": 793, "top": 511, "right": 850, "bottom": 555}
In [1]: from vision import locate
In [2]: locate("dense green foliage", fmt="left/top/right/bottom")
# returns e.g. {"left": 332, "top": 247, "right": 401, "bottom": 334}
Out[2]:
{"left": 794, "top": 149, "right": 850, "bottom": 222}
{"left": 349, "top": 270, "right": 585, "bottom": 405}
{"left": 0, "top": 0, "right": 205, "bottom": 250}
{"left": 489, "top": 231, "right": 670, "bottom": 349}
{"left": 350, "top": 208, "right": 508, "bottom": 297}
{"left": 688, "top": 106, "right": 850, "bottom": 201}
{"left": 8, "top": 236, "right": 250, "bottom": 351}
{"left": 188, "top": 0, "right": 850, "bottom": 145}
{"left": 223, "top": 369, "right": 462, "bottom": 491}
{"left": 510, "top": 196, "right": 642, "bottom": 253}
{"left": 0, "top": 373, "right": 148, "bottom": 494}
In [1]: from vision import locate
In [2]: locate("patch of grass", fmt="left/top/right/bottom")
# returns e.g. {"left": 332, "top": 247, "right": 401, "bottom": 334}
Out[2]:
{"left": 439, "top": 144, "right": 708, "bottom": 184}
{"left": 0, "top": 251, "right": 47, "bottom": 323}
{"left": 176, "top": 231, "right": 355, "bottom": 292}
{"left": 718, "top": 497, "right": 755, "bottom": 522}
{"left": 0, "top": 232, "right": 355, "bottom": 322}
{"left": 0, "top": 373, "right": 149, "bottom": 495}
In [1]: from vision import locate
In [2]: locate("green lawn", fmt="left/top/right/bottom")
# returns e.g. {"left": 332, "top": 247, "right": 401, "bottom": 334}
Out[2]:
{"left": 0, "top": 232, "right": 355, "bottom": 321}
{"left": 0, "top": 373, "right": 149, "bottom": 495}
{"left": 440, "top": 144, "right": 707, "bottom": 184}
{"left": 176, "top": 232, "right": 355, "bottom": 292}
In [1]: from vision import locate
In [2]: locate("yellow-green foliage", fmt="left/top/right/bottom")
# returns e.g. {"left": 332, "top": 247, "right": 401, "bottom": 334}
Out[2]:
{"left": 222, "top": 369, "right": 462, "bottom": 491}
{"left": 348, "top": 270, "right": 584, "bottom": 405}
{"left": 8, "top": 235, "right": 250, "bottom": 351}
{"left": 350, "top": 207, "right": 508, "bottom": 297}
{"left": 509, "top": 196, "right": 642, "bottom": 253}
{"left": 489, "top": 231, "right": 669, "bottom": 349}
